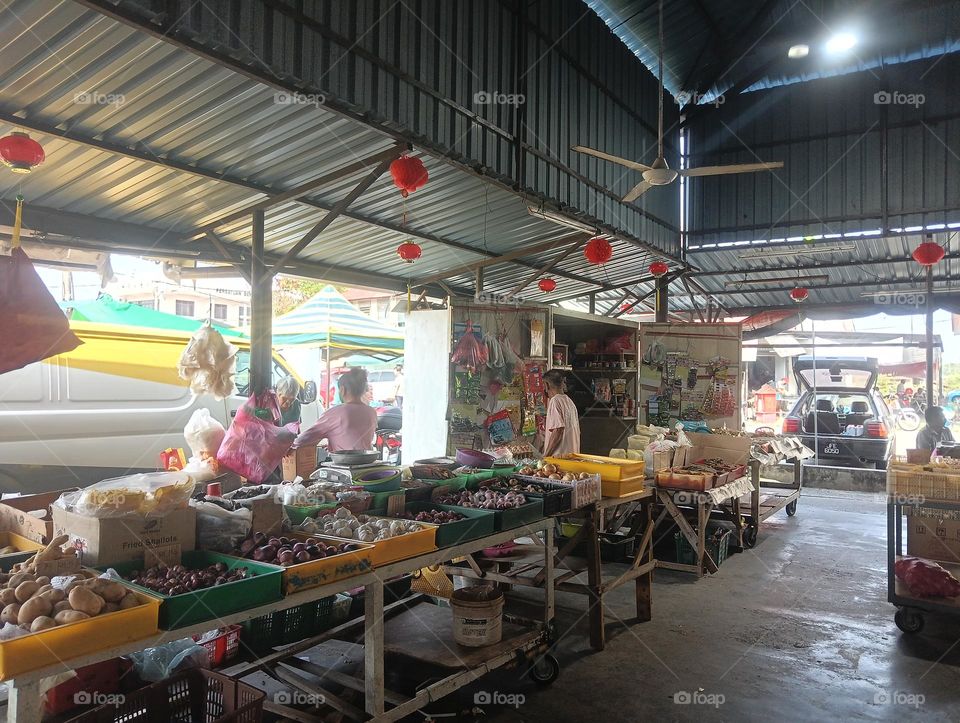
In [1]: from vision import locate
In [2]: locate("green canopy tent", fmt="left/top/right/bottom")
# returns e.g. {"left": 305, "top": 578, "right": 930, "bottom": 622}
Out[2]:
{"left": 61, "top": 294, "right": 245, "bottom": 337}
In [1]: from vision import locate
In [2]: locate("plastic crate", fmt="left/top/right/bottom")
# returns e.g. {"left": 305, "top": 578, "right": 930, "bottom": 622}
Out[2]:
{"left": 559, "top": 528, "right": 637, "bottom": 562}
{"left": 193, "top": 625, "right": 242, "bottom": 668}
{"left": 64, "top": 668, "right": 264, "bottom": 723}
{"left": 241, "top": 597, "right": 335, "bottom": 653}
{"left": 674, "top": 529, "right": 731, "bottom": 567}
{"left": 45, "top": 658, "right": 133, "bottom": 715}
{"left": 488, "top": 481, "right": 573, "bottom": 516}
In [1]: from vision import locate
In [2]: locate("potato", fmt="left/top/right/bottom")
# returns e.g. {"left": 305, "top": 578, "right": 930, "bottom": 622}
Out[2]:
{"left": 35, "top": 584, "right": 52, "bottom": 597}
{"left": 14, "top": 581, "right": 41, "bottom": 603}
{"left": 0, "top": 603, "right": 20, "bottom": 625}
{"left": 103, "top": 603, "right": 120, "bottom": 614}
{"left": 35, "top": 576, "right": 50, "bottom": 586}
{"left": 87, "top": 579, "right": 127, "bottom": 603}
{"left": 30, "top": 616, "right": 57, "bottom": 633}
{"left": 68, "top": 587, "right": 104, "bottom": 617}
{"left": 63, "top": 578, "right": 84, "bottom": 594}
{"left": 54, "top": 610, "right": 89, "bottom": 625}
{"left": 7, "top": 573, "right": 33, "bottom": 589}
{"left": 118, "top": 593, "right": 141, "bottom": 610}
{"left": 39, "top": 589, "right": 65, "bottom": 604}
{"left": 52, "top": 600, "right": 73, "bottom": 615}
{"left": 0, "top": 589, "right": 16, "bottom": 606}
{"left": 18, "top": 596, "right": 52, "bottom": 625}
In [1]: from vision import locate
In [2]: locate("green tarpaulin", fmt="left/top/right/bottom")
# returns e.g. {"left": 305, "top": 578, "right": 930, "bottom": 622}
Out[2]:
{"left": 61, "top": 295, "right": 246, "bottom": 337}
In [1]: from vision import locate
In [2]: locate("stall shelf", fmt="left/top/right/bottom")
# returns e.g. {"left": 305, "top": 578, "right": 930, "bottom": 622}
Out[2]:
{"left": 4, "top": 521, "right": 555, "bottom": 723}
{"left": 888, "top": 497, "right": 960, "bottom": 634}
{"left": 444, "top": 488, "right": 654, "bottom": 651}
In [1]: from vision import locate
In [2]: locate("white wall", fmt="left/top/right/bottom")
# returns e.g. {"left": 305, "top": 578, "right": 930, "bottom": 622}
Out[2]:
{"left": 403, "top": 308, "right": 452, "bottom": 463}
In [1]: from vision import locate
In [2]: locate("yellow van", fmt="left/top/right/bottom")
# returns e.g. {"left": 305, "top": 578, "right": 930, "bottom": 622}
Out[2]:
{"left": 0, "top": 322, "right": 320, "bottom": 494}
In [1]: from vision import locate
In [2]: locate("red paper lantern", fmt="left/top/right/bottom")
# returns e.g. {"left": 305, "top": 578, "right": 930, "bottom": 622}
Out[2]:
{"left": 790, "top": 286, "right": 809, "bottom": 303}
{"left": 620, "top": 302, "right": 635, "bottom": 313}
{"left": 584, "top": 237, "right": 613, "bottom": 265}
{"left": 390, "top": 155, "right": 429, "bottom": 197}
{"left": 396, "top": 241, "right": 422, "bottom": 263}
{"left": 538, "top": 278, "right": 557, "bottom": 293}
{"left": 912, "top": 241, "right": 944, "bottom": 266}
{"left": 0, "top": 132, "right": 44, "bottom": 174}
{"left": 649, "top": 261, "right": 669, "bottom": 277}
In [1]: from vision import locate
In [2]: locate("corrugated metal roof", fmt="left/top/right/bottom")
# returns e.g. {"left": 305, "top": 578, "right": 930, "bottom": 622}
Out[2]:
{"left": 0, "top": 1, "right": 673, "bottom": 297}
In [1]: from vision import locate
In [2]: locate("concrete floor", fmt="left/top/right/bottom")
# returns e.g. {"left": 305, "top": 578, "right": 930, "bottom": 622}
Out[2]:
{"left": 419, "top": 490, "right": 960, "bottom": 722}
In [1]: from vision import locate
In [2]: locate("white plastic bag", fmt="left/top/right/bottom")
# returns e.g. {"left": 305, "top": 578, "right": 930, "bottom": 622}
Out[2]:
{"left": 184, "top": 408, "right": 226, "bottom": 457}
{"left": 192, "top": 499, "right": 252, "bottom": 553}
{"left": 178, "top": 322, "right": 237, "bottom": 400}
{"left": 56, "top": 471, "right": 194, "bottom": 518}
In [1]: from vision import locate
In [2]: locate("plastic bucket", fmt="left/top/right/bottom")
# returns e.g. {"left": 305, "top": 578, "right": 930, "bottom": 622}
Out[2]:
{"left": 450, "top": 589, "right": 504, "bottom": 647}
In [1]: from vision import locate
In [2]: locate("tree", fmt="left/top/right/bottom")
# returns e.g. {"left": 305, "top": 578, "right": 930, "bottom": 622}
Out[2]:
{"left": 273, "top": 278, "right": 329, "bottom": 316}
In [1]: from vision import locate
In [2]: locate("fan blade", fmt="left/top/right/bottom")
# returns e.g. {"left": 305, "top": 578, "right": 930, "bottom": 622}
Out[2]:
{"left": 680, "top": 161, "right": 783, "bottom": 177}
{"left": 622, "top": 181, "right": 653, "bottom": 203}
{"left": 572, "top": 145, "right": 652, "bottom": 172}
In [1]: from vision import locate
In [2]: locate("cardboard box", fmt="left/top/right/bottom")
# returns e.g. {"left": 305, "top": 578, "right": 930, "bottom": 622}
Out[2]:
{"left": 52, "top": 505, "right": 197, "bottom": 567}
{"left": 0, "top": 489, "right": 78, "bottom": 544}
{"left": 905, "top": 506, "right": 960, "bottom": 563}
{"left": 282, "top": 445, "right": 318, "bottom": 480}
{"left": 651, "top": 449, "right": 674, "bottom": 472}
{"left": 672, "top": 432, "right": 751, "bottom": 471}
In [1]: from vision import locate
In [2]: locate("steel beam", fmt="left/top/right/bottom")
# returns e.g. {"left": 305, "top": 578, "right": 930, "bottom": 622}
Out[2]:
{"left": 250, "top": 210, "right": 272, "bottom": 395}
{"left": 507, "top": 237, "right": 587, "bottom": 298}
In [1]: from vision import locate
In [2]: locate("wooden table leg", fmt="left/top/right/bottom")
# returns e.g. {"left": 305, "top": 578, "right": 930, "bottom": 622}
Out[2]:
{"left": 636, "top": 500, "right": 653, "bottom": 622}
{"left": 585, "top": 506, "right": 605, "bottom": 651}
{"left": 364, "top": 579, "right": 385, "bottom": 717}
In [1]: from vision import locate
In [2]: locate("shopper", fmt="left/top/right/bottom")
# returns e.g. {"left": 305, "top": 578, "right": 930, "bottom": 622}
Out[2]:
{"left": 294, "top": 368, "right": 378, "bottom": 452}
{"left": 276, "top": 376, "right": 302, "bottom": 426}
{"left": 542, "top": 369, "right": 580, "bottom": 457}
{"left": 394, "top": 364, "right": 405, "bottom": 408}
{"left": 917, "top": 405, "right": 954, "bottom": 452}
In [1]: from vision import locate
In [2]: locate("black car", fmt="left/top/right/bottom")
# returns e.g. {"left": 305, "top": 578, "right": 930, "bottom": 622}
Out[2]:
{"left": 782, "top": 357, "right": 895, "bottom": 469}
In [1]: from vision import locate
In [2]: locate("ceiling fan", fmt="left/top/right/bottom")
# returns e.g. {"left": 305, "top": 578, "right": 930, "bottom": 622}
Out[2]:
{"left": 572, "top": 0, "right": 783, "bottom": 203}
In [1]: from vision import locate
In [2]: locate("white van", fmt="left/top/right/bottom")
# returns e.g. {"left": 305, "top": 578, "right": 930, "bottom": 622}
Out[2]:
{"left": 0, "top": 322, "right": 320, "bottom": 494}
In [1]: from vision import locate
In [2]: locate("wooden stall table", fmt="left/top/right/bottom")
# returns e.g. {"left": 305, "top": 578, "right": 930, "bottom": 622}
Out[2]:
{"left": 445, "top": 487, "right": 655, "bottom": 651}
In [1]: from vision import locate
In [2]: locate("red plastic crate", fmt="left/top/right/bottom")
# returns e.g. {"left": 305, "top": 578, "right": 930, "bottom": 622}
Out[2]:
{"left": 45, "top": 658, "right": 133, "bottom": 715}
{"left": 193, "top": 625, "right": 242, "bottom": 668}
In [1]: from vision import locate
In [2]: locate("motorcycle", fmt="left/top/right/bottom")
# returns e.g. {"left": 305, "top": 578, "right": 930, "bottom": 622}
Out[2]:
{"left": 375, "top": 405, "right": 402, "bottom": 463}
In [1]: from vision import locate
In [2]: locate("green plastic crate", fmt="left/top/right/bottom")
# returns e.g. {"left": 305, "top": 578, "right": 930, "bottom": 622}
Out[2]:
{"left": 674, "top": 529, "right": 731, "bottom": 567}
{"left": 104, "top": 550, "right": 283, "bottom": 630}
{"left": 488, "top": 498, "right": 545, "bottom": 531}
{"left": 284, "top": 502, "right": 337, "bottom": 526}
{"left": 242, "top": 596, "right": 335, "bottom": 652}
{"left": 403, "top": 502, "right": 496, "bottom": 547}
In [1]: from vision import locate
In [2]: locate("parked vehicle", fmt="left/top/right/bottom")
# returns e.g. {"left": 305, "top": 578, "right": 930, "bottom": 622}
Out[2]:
{"left": 0, "top": 321, "right": 320, "bottom": 493}
{"left": 375, "top": 406, "right": 402, "bottom": 463}
{"left": 367, "top": 369, "right": 398, "bottom": 403}
{"left": 782, "top": 357, "right": 895, "bottom": 469}
{"left": 885, "top": 394, "right": 922, "bottom": 432}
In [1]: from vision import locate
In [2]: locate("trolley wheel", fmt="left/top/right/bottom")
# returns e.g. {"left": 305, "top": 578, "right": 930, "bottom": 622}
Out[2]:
{"left": 743, "top": 525, "right": 758, "bottom": 548}
{"left": 785, "top": 500, "right": 798, "bottom": 516}
{"left": 895, "top": 607, "right": 924, "bottom": 634}
{"left": 528, "top": 654, "right": 560, "bottom": 685}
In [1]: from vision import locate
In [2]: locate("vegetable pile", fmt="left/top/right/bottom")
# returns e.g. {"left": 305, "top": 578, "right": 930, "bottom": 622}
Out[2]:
{"left": 238, "top": 531, "right": 363, "bottom": 566}
{"left": 301, "top": 508, "right": 423, "bottom": 542}
{"left": 127, "top": 562, "right": 252, "bottom": 594}
{"left": 894, "top": 556, "right": 960, "bottom": 598}
{"left": 436, "top": 489, "right": 527, "bottom": 510}
{"left": 230, "top": 485, "right": 273, "bottom": 500}
{"left": 498, "top": 478, "right": 563, "bottom": 494}
{"left": 406, "top": 509, "right": 467, "bottom": 525}
{"left": 516, "top": 462, "right": 591, "bottom": 481}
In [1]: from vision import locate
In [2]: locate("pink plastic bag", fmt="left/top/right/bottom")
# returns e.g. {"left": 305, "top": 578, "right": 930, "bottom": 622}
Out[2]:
{"left": 217, "top": 393, "right": 297, "bottom": 482}
{"left": 451, "top": 321, "right": 488, "bottom": 373}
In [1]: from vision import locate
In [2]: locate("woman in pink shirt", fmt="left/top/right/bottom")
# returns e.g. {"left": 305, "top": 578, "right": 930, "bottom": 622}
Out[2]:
{"left": 294, "top": 368, "right": 378, "bottom": 452}
{"left": 542, "top": 369, "right": 580, "bottom": 457}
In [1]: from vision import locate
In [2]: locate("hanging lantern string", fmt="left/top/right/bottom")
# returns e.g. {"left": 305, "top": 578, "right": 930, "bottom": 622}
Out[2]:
{"left": 11, "top": 193, "right": 23, "bottom": 249}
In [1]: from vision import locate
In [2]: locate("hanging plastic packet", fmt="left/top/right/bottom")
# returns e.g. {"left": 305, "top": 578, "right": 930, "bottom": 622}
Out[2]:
{"left": 177, "top": 322, "right": 238, "bottom": 399}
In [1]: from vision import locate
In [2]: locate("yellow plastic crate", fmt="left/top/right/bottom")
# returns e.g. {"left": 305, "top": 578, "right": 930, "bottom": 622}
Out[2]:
{"left": 0, "top": 532, "right": 43, "bottom": 557}
{"left": 354, "top": 518, "right": 438, "bottom": 567}
{"left": 601, "top": 478, "right": 646, "bottom": 498}
{"left": 0, "top": 588, "right": 160, "bottom": 681}
{"left": 546, "top": 454, "right": 646, "bottom": 482}
{"left": 281, "top": 534, "right": 374, "bottom": 594}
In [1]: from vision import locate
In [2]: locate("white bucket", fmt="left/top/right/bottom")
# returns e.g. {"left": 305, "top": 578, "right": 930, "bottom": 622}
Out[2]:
{"left": 450, "top": 590, "right": 504, "bottom": 647}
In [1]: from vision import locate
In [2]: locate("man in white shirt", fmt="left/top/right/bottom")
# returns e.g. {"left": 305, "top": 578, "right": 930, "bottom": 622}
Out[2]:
{"left": 542, "top": 369, "right": 580, "bottom": 457}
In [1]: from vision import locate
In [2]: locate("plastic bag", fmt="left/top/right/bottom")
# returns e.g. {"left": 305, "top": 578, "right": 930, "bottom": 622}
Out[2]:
{"left": 192, "top": 499, "right": 252, "bottom": 553}
{"left": 451, "top": 321, "right": 488, "bottom": 373}
{"left": 177, "top": 322, "right": 237, "bottom": 400}
{"left": 217, "top": 394, "right": 297, "bottom": 483}
{"left": 182, "top": 456, "right": 218, "bottom": 484}
{"left": 55, "top": 471, "right": 194, "bottom": 518}
{"left": 184, "top": 408, "right": 226, "bottom": 457}
{"left": 128, "top": 638, "right": 209, "bottom": 682}
{"left": 0, "top": 247, "right": 82, "bottom": 375}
